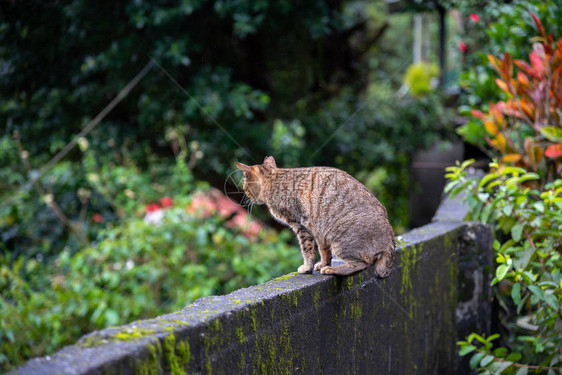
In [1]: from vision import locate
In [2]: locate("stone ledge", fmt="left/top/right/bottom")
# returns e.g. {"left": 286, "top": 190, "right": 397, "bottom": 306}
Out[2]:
{"left": 14, "top": 196, "right": 493, "bottom": 375}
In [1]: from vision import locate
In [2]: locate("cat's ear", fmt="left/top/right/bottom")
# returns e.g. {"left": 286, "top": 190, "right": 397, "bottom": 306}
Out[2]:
{"left": 263, "top": 156, "right": 277, "bottom": 168}
{"left": 235, "top": 162, "right": 251, "bottom": 173}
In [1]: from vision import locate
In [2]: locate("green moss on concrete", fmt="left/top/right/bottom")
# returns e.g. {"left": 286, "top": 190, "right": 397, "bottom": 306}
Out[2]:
{"left": 81, "top": 327, "right": 157, "bottom": 348}
{"left": 164, "top": 334, "right": 184, "bottom": 375}
{"left": 250, "top": 307, "right": 258, "bottom": 332}
{"left": 400, "top": 247, "right": 413, "bottom": 296}
{"left": 272, "top": 273, "right": 298, "bottom": 281}
{"left": 203, "top": 333, "right": 212, "bottom": 375}
{"left": 176, "top": 340, "right": 191, "bottom": 372}
{"left": 239, "top": 352, "right": 246, "bottom": 371}
{"left": 291, "top": 293, "right": 298, "bottom": 308}
{"left": 249, "top": 323, "right": 293, "bottom": 375}
{"left": 350, "top": 290, "right": 363, "bottom": 320}
{"left": 114, "top": 329, "right": 155, "bottom": 342}
{"left": 313, "top": 290, "right": 320, "bottom": 307}
{"left": 444, "top": 234, "right": 458, "bottom": 306}
{"left": 345, "top": 276, "right": 354, "bottom": 290}
{"left": 399, "top": 243, "right": 424, "bottom": 323}
{"left": 236, "top": 327, "right": 246, "bottom": 344}
{"left": 134, "top": 339, "right": 162, "bottom": 375}
{"left": 130, "top": 332, "right": 191, "bottom": 375}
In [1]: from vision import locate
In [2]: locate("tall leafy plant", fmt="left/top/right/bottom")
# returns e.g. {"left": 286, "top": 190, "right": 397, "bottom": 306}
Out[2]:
{"left": 469, "top": 13, "right": 562, "bottom": 178}
{"left": 446, "top": 13, "right": 562, "bottom": 374}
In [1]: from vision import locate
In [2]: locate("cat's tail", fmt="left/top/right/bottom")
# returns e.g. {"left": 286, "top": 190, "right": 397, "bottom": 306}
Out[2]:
{"left": 375, "top": 239, "right": 396, "bottom": 278}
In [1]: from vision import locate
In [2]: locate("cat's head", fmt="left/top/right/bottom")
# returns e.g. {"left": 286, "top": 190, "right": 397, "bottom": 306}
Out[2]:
{"left": 235, "top": 156, "right": 277, "bottom": 205}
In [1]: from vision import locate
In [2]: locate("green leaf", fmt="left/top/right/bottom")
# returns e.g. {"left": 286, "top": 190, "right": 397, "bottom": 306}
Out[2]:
{"left": 470, "top": 352, "right": 485, "bottom": 369}
{"left": 500, "top": 166, "right": 526, "bottom": 176}
{"left": 478, "top": 192, "right": 490, "bottom": 202}
{"left": 506, "top": 352, "right": 522, "bottom": 362}
{"left": 515, "top": 366, "right": 528, "bottom": 375}
{"left": 502, "top": 204, "right": 514, "bottom": 216}
{"left": 493, "top": 347, "right": 508, "bottom": 358}
{"left": 487, "top": 333, "right": 500, "bottom": 342}
{"left": 5, "top": 330, "right": 15, "bottom": 343}
{"left": 496, "top": 264, "right": 510, "bottom": 281}
{"left": 533, "top": 201, "right": 545, "bottom": 213}
{"left": 481, "top": 203, "right": 493, "bottom": 223}
{"left": 444, "top": 180, "right": 458, "bottom": 194}
{"left": 511, "top": 282, "right": 521, "bottom": 305}
{"left": 459, "top": 345, "right": 477, "bottom": 356}
{"left": 499, "top": 239, "right": 516, "bottom": 253}
{"left": 460, "top": 158, "right": 476, "bottom": 169}
{"left": 528, "top": 285, "right": 544, "bottom": 300}
{"left": 520, "top": 172, "right": 539, "bottom": 183}
{"left": 511, "top": 224, "right": 524, "bottom": 242}
{"left": 104, "top": 309, "right": 120, "bottom": 326}
{"left": 544, "top": 294, "right": 558, "bottom": 310}
{"left": 517, "top": 295, "right": 528, "bottom": 314}
{"left": 478, "top": 174, "right": 497, "bottom": 190}
{"left": 480, "top": 354, "right": 495, "bottom": 367}
{"left": 540, "top": 126, "right": 562, "bottom": 142}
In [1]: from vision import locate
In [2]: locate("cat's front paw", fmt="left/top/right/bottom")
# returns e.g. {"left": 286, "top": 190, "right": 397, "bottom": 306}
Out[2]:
{"left": 314, "top": 262, "right": 327, "bottom": 271}
{"left": 320, "top": 266, "right": 336, "bottom": 275}
{"left": 297, "top": 265, "right": 313, "bottom": 274}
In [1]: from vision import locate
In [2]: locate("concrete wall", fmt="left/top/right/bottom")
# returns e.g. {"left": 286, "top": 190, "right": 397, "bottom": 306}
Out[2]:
{"left": 14, "top": 197, "right": 493, "bottom": 375}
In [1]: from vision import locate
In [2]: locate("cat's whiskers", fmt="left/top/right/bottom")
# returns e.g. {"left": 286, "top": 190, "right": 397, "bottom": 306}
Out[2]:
{"left": 248, "top": 201, "right": 255, "bottom": 219}
{"left": 241, "top": 196, "right": 250, "bottom": 209}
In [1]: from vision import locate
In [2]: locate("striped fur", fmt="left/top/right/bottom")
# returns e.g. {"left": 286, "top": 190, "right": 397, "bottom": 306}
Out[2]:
{"left": 235, "top": 156, "right": 395, "bottom": 277}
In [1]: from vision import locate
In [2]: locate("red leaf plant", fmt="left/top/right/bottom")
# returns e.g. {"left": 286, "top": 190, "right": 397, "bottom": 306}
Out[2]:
{"left": 472, "top": 13, "right": 562, "bottom": 179}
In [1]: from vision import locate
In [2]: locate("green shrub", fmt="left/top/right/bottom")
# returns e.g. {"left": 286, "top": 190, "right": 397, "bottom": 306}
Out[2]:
{"left": 446, "top": 161, "right": 562, "bottom": 373}
{"left": 0, "top": 196, "right": 300, "bottom": 371}
{"left": 403, "top": 62, "right": 440, "bottom": 97}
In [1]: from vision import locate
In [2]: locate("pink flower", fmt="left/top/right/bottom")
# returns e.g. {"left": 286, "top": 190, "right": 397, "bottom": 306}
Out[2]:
{"left": 458, "top": 41, "right": 468, "bottom": 53}
{"left": 144, "top": 203, "right": 161, "bottom": 213}
{"left": 160, "top": 196, "right": 173, "bottom": 208}
{"left": 92, "top": 213, "right": 103, "bottom": 223}
{"left": 469, "top": 14, "right": 480, "bottom": 23}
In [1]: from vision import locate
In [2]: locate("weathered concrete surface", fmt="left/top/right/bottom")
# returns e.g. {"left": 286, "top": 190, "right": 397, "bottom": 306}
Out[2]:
{"left": 14, "top": 197, "right": 493, "bottom": 375}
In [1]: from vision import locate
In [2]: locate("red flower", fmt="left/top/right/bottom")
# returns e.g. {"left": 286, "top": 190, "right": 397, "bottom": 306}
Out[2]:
{"left": 160, "top": 196, "right": 173, "bottom": 208}
{"left": 144, "top": 203, "right": 161, "bottom": 213}
{"left": 458, "top": 41, "right": 468, "bottom": 53}
{"left": 469, "top": 14, "right": 480, "bottom": 23}
{"left": 92, "top": 213, "right": 103, "bottom": 223}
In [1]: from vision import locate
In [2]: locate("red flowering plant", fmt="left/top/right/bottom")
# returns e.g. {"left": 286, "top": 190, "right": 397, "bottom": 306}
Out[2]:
{"left": 470, "top": 13, "right": 562, "bottom": 179}
{"left": 469, "top": 13, "right": 480, "bottom": 23}
{"left": 92, "top": 213, "right": 103, "bottom": 223}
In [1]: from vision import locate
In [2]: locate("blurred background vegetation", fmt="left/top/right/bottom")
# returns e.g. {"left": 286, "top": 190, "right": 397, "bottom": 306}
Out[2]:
{"left": 1, "top": 0, "right": 558, "bottom": 371}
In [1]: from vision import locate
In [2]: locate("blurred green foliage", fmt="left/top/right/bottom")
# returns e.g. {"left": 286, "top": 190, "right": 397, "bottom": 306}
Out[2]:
{"left": 0, "top": 0, "right": 451, "bottom": 237}
{"left": 403, "top": 62, "right": 440, "bottom": 97}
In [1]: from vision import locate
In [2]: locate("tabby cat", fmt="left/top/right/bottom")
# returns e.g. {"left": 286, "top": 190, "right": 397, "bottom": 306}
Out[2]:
{"left": 235, "top": 156, "right": 395, "bottom": 277}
